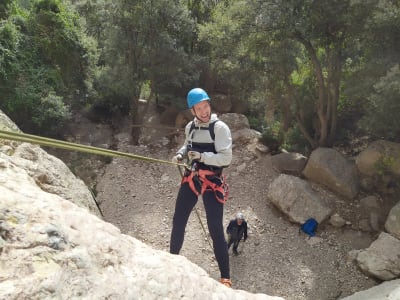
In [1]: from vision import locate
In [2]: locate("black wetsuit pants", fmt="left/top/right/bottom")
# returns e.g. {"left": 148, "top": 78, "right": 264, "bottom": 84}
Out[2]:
{"left": 170, "top": 182, "right": 230, "bottom": 279}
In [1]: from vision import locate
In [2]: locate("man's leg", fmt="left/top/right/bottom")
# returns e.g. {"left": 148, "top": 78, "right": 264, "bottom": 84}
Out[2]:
{"left": 227, "top": 235, "right": 233, "bottom": 250}
{"left": 233, "top": 240, "right": 240, "bottom": 255}
{"left": 170, "top": 183, "right": 197, "bottom": 254}
{"left": 203, "top": 191, "right": 230, "bottom": 279}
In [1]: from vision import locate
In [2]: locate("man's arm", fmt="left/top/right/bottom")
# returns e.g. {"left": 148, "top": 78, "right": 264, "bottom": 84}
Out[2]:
{"left": 226, "top": 220, "right": 234, "bottom": 234}
{"left": 200, "top": 121, "right": 232, "bottom": 167}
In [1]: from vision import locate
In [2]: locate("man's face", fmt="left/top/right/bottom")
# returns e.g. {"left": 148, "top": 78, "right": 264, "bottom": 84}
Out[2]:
{"left": 236, "top": 218, "right": 243, "bottom": 225}
{"left": 191, "top": 100, "right": 211, "bottom": 123}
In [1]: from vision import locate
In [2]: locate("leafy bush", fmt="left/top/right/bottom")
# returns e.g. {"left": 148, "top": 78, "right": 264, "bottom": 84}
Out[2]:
{"left": 359, "top": 65, "right": 400, "bottom": 141}
{"left": 32, "top": 92, "right": 71, "bottom": 136}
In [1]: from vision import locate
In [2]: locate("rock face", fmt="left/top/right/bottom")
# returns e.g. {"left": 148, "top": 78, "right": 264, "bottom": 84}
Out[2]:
{"left": 0, "top": 111, "right": 100, "bottom": 217}
{"left": 0, "top": 110, "right": 283, "bottom": 300}
{"left": 0, "top": 147, "right": 282, "bottom": 300}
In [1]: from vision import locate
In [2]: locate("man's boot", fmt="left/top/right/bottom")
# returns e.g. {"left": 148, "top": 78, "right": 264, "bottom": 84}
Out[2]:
{"left": 220, "top": 278, "right": 232, "bottom": 288}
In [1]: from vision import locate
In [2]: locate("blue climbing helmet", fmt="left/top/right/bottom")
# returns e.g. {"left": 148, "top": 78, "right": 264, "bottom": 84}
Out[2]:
{"left": 187, "top": 88, "right": 210, "bottom": 109}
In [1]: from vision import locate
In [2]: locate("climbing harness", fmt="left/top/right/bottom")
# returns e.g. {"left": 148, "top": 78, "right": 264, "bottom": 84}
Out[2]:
{"left": 177, "top": 165, "right": 215, "bottom": 252}
{"left": 0, "top": 129, "right": 186, "bottom": 167}
{"left": 181, "top": 167, "right": 229, "bottom": 204}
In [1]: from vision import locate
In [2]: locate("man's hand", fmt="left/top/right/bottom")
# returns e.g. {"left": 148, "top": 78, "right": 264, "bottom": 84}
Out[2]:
{"left": 188, "top": 151, "right": 202, "bottom": 161}
{"left": 172, "top": 153, "right": 183, "bottom": 164}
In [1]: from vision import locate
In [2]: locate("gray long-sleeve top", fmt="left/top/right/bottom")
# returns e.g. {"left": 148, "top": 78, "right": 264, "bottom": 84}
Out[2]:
{"left": 176, "top": 113, "right": 232, "bottom": 167}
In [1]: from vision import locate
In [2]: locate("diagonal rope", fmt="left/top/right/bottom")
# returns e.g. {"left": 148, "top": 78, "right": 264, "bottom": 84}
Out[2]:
{"left": 0, "top": 129, "right": 186, "bottom": 167}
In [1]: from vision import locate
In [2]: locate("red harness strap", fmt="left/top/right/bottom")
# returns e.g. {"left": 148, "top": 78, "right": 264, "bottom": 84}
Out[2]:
{"left": 181, "top": 169, "right": 229, "bottom": 204}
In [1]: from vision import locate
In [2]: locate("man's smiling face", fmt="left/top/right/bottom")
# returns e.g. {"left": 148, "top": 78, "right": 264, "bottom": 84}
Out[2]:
{"left": 191, "top": 100, "right": 211, "bottom": 123}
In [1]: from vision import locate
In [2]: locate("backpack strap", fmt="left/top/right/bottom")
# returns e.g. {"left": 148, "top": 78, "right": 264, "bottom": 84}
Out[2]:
{"left": 189, "top": 120, "right": 218, "bottom": 141}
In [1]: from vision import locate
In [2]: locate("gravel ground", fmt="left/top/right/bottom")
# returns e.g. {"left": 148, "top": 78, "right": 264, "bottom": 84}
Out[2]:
{"left": 94, "top": 133, "right": 380, "bottom": 300}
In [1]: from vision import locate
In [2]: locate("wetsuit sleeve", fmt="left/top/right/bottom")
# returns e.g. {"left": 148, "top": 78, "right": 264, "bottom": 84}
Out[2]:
{"left": 201, "top": 121, "right": 232, "bottom": 167}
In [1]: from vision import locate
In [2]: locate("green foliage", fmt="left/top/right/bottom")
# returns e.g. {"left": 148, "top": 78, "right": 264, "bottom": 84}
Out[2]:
{"left": 0, "top": 0, "right": 12, "bottom": 19}
{"left": 282, "top": 126, "right": 311, "bottom": 154}
{"left": 359, "top": 65, "right": 400, "bottom": 140}
{"left": 0, "top": 0, "right": 96, "bottom": 136}
{"left": 32, "top": 92, "right": 71, "bottom": 136}
{"left": 374, "top": 154, "right": 396, "bottom": 177}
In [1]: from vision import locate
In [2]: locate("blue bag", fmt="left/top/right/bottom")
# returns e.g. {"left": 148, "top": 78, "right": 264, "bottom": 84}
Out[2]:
{"left": 300, "top": 218, "right": 318, "bottom": 237}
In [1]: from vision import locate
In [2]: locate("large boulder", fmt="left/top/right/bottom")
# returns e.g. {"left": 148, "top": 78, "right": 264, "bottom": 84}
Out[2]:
{"left": 271, "top": 152, "right": 307, "bottom": 175}
{"left": 356, "top": 232, "right": 400, "bottom": 281}
{"left": 267, "top": 174, "right": 333, "bottom": 224}
{"left": 385, "top": 201, "right": 400, "bottom": 239}
{"left": 356, "top": 140, "right": 400, "bottom": 193}
{"left": 356, "top": 140, "right": 400, "bottom": 177}
{"left": 303, "top": 147, "right": 359, "bottom": 199}
{"left": 219, "top": 113, "right": 250, "bottom": 131}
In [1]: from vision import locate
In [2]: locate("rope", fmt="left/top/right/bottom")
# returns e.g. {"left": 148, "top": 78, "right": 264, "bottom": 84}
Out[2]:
{"left": 177, "top": 166, "right": 214, "bottom": 252}
{"left": 0, "top": 129, "right": 186, "bottom": 167}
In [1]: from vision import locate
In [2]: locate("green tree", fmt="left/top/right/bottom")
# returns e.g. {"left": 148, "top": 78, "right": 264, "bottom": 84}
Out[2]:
{"left": 360, "top": 65, "right": 400, "bottom": 140}
{"left": 202, "top": 0, "right": 382, "bottom": 149}
{"left": 346, "top": 0, "right": 400, "bottom": 141}
{"left": 0, "top": 0, "right": 96, "bottom": 136}
{"left": 94, "top": 0, "right": 195, "bottom": 143}
{"left": 0, "top": 0, "right": 12, "bottom": 19}
{"left": 252, "top": 0, "right": 381, "bottom": 148}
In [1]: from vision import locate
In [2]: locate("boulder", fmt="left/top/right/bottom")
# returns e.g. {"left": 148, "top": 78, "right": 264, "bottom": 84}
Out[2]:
{"left": 356, "top": 232, "right": 400, "bottom": 281}
{"left": 219, "top": 113, "right": 250, "bottom": 131}
{"left": 267, "top": 174, "right": 332, "bottom": 224}
{"left": 356, "top": 140, "right": 400, "bottom": 177}
{"left": 385, "top": 201, "right": 400, "bottom": 239}
{"left": 271, "top": 152, "right": 307, "bottom": 175}
{"left": 303, "top": 147, "right": 359, "bottom": 199}
{"left": 341, "top": 279, "right": 400, "bottom": 300}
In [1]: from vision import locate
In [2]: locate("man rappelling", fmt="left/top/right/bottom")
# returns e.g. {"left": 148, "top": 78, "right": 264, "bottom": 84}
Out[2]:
{"left": 170, "top": 88, "right": 233, "bottom": 288}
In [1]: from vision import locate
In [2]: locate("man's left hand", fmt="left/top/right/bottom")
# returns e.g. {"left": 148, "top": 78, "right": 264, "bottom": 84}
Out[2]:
{"left": 188, "top": 151, "right": 202, "bottom": 161}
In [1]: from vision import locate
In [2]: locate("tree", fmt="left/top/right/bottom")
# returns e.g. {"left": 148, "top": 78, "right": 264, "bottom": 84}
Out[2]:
{"left": 0, "top": 0, "right": 12, "bottom": 19}
{"left": 251, "top": 0, "right": 382, "bottom": 148}
{"left": 198, "top": 0, "right": 263, "bottom": 113}
{"left": 360, "top": 65, "right": 400, "bottom": 140}
{"left": 345, "top": 0, "right": 400, "bottom": 141}
{"left": 0, "top": 0, "right": 96, "bottom": 136}
{"left": 95, "top": 0, "right": 195, "bottom": 143}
